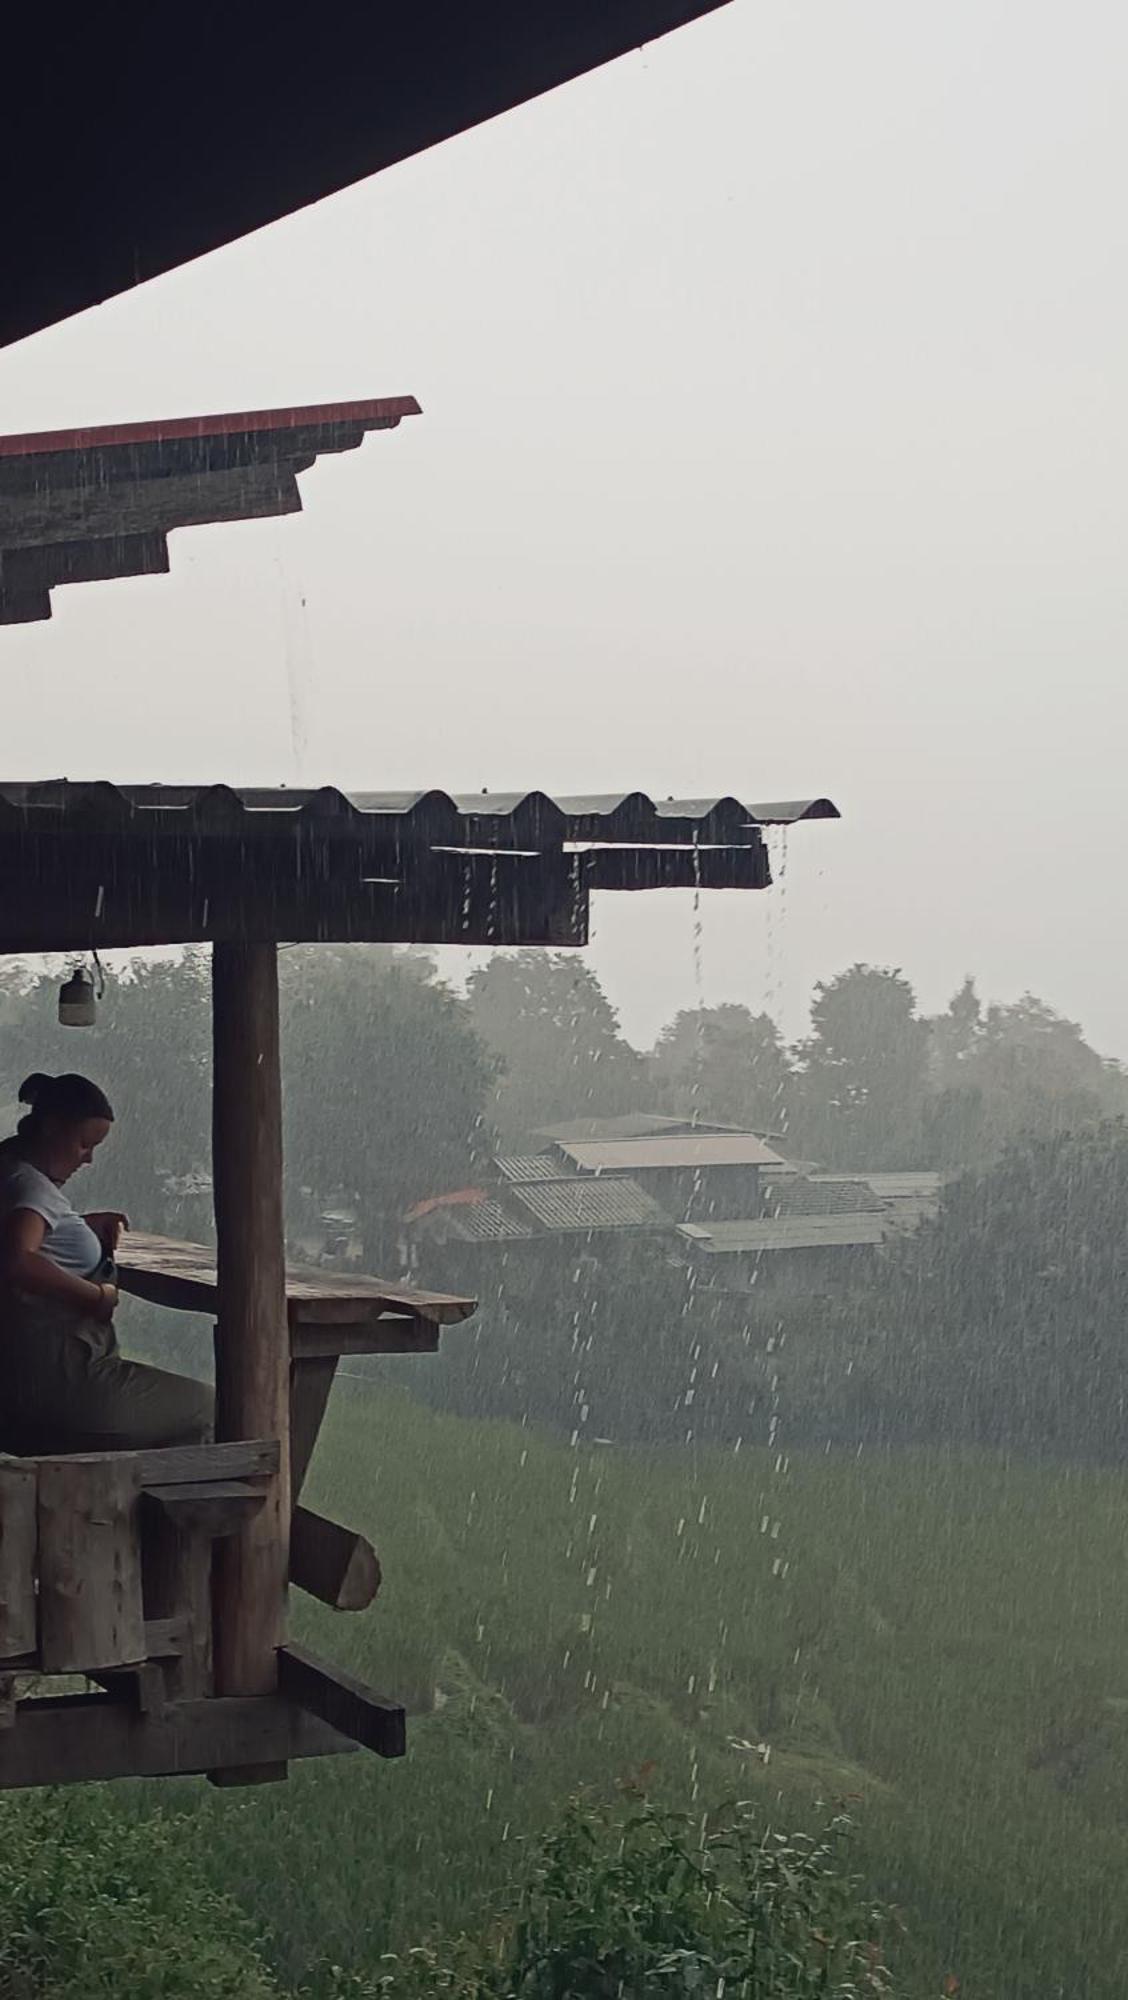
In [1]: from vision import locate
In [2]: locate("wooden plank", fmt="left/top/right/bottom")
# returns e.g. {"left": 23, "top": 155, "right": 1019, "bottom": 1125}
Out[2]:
{"left": 212, "top": 942, "right": 290, "bottom": 1703}
{"left": 290, "top": 1321, "right": 440, "bottom": 1357}
{"left": 38, "top": 1456, "right": 145, "bottom": 1673}
{"left": 137, "top": 1438, "right": 278, "bottom": 1487}
{"left": 290, "top": 1507, "right": 380, "bottom": 1611}
{"left": 118, "top": 1230, "right": 476, "bottom": 1326}
{"left": 0, "top": 1694, "right": 355, "bottom": 1788}
{"left": 0, "top": 1459, "right": 37, "bottom": 1658}
{"left": 290, "top": 1357, "right": 338, "bottom": 1498}
{"left": 278, "top": 1643, "right": 405, "bottom": 1758}
{"left": 0, "top": 1615, "right": 184, "bottom": 1674}
{"left": 144, "top": 1481, "right": 266, "bottom": 1539}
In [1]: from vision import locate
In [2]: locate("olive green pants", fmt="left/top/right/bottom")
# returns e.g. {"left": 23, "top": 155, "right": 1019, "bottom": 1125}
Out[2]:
{"left": 0, "top": 1287, "right": 213, "bottom": 1454}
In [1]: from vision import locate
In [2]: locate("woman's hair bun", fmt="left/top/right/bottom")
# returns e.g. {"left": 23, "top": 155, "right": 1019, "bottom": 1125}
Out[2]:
{"left": 14, "top": 1073, "right": 113, "bottom": 1123}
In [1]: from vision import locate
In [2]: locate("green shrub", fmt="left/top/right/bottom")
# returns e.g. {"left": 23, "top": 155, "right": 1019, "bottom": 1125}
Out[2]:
{"left": 365, "top": 1794, "right": 897, "bottom": 1998}
{"left": 0, "top": 1787, "right": 279, "bottom": 1998}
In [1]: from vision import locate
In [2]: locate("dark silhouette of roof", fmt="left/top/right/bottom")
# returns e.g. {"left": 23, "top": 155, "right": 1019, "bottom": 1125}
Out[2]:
{"left": 4, "top": 2, "right": 733, "bottom": 349}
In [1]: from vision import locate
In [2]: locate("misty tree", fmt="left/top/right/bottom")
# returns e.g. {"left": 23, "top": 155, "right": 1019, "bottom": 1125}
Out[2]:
{"left": 789, "top": 965, "right": 929, "bottom": 1167}
{"left": 923, "top": 988, "right": 1128, "bottom": 1166}
{"left": 649, "top": 1003, "right": 791, "bottom": 1134}
{"left": 465, "top": 952, "right": 645, "bottom": 1149}
{"left": 877, "top": 1121, "right": 1128, "bottom": 1460}
{"left": 282, "top": 946, "right": 497, "bottom": 1266}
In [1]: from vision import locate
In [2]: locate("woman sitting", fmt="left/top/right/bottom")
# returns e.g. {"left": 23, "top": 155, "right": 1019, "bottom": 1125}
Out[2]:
{"left": 0, "top": 1072, "right": 213, "bottom": 1451}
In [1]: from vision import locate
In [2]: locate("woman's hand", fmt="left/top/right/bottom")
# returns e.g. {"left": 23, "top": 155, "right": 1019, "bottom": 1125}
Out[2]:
{"left": 85, "top": 1211, "right": 130, "bottom": 1254}
{"left": 92, "top": 1282, "right": 119, "bottom": 1323}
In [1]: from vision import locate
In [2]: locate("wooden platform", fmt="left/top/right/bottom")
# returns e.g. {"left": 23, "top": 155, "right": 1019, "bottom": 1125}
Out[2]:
{"left": 0, "top": 1440, "right": 405, "bottom": 1784}
{"left": 0, "top": 1239, "right": 477, "bottom": 1786}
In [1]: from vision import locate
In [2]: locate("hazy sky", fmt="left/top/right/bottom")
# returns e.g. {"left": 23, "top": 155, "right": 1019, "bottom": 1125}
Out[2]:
{"left": 1, "top": 0, "right": 1125, "bottom": 1054}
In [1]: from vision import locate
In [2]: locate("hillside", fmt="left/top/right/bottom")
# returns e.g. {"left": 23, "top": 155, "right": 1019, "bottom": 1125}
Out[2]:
{"left": 93, "top": 1384, "right": 1128, "bottom": 1998}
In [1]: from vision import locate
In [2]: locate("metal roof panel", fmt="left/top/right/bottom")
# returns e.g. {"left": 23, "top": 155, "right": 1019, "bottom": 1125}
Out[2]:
{"left": 556, "top": 1133, "right": 788, "bottom": 1172}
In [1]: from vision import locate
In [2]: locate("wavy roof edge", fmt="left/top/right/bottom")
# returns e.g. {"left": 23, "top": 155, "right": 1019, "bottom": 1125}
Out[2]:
{"left": 0, "top": 782, "right": 839, "bottom": 831}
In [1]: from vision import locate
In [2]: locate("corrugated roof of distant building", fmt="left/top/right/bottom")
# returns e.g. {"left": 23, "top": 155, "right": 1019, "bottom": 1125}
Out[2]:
{"left": 534, "top": 1114, "right": 742, "bottom": 1144}
{"left": 767, "top": 1176, "right": 887, "bottom": 1218}
{"left": 421, "top": 1199, "right": 535, "bottom": 1244}
{"left": 555, "top": 1132, "right": 787, "bottom": 1173}
{"left": 811, "top": 1172, "right": 945, "bottom": 1200}
{"left": 510, "top": 1178, "right": 670, "bottom": 1233}
{"left": 495, "top": 1155, "right": 573, "bottom": 1184}
{"left": 678, "top": 1214, "right": 889, "bottom": 1254}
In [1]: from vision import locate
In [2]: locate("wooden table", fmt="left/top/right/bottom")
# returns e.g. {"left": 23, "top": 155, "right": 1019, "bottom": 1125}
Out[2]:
{"left": 118, "top": 1232, "right": 477, "bottom": 1531}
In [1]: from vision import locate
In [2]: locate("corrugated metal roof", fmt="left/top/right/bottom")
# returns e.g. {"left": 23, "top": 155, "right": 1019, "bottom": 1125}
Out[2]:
{"left": 535, "top": 1114, "right": 739, "bottom": 1143}
{"left": 556, "top": 1133, "right": 787, "bottom": 1173}
{"left": 420, "top": 1199, "right": 534, "bottom": 1244}
{"left": 679, "top": 1215, "right": 888, "bottom": 1253}
{"left": 0, "top": 399, "right": 420, "bottom": 626}
{"left": 811, "top": 1173, "right": 945, "bottom": 1200}
{"left": 767, "top": 1176, "right": 887, "bottom": 1219}
{"left": 510, "top": 1178, "right": 669, "bottom": 1233}
{"left": 0, "top": 782, "right": 836, "bottom": 954}
{"left": 0, "top": 782, "right": 836, "bottom": 837}
{"left": 495, "top": 1155, "right": 571, "bottom": 1184}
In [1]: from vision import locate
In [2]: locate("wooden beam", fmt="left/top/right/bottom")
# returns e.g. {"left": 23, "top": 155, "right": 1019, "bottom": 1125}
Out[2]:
{"left": 137, "top": 1439, "right": 278, "bottom": 1487}
{"left": 278, "top": 1643, "right": 405, "bottom": 1758}
{"left": 37, "top": 1456, "right": 146, "bottom": 1673}
{"left": 0, "top": 1694, "right": 355, "bottom": 1788}
{"left": 290, "top": 1357, "right": 338, "bottom": 1498}
{"left": 290, "top": 1322, "right": 440, "bottom": 1358}
{"left": 212, "top": 943, "right": 290, "bottom": 1704}
{"left": 0, "top": 1459, "right": 37, "bottom": 1657}
{"left": 290, "top": 1507, "right": 381, "bottom": 1611}
{"left": 144, "top": 1481, "right": 266, "bottom": 1540}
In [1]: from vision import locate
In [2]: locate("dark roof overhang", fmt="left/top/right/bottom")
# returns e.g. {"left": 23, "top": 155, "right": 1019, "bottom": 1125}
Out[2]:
{"left": 0, "top": 783, "right": 837, "bottom": 954}
{"left": 0, "top": 400, "right": 420, "bottom": 626}
{"left": 4, "top": 2, "right": 732, "bottom": 351}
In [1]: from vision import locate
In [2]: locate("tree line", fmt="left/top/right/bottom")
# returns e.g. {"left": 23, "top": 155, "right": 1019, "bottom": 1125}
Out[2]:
{"left": 0, "top": 947, "right": 1123, "bottom": 1263}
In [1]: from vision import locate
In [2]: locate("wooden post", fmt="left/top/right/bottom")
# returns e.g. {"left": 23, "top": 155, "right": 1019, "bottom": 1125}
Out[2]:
{"left": 211, "top": 942, "right": 290, "bottom": 1700}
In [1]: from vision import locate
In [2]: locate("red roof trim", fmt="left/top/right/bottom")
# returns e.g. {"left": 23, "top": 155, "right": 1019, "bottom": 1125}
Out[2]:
{"left": 0, "top": 397, "right": 422, "bottom": 459}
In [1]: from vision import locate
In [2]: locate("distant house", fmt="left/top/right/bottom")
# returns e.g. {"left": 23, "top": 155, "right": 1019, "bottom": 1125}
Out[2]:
{"left": 401, "top": 1157, "right": 670, "bottom": 1273}
{"left": 402, "top": 1113, "right": 946, "bottom": 1291}
{"left": 677, "top": 1169, "right": 942, "bottom": 1292}
{"left": 535, "top": 1114, "right": 788, "bottom": 1225}
{"left": 805, "top": 1172, "right": 946, "bottom": 1235}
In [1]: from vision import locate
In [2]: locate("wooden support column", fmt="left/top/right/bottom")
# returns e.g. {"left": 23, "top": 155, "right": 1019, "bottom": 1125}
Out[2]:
{"left": 211, "top": 942, "right": 290, "bottom": 1703}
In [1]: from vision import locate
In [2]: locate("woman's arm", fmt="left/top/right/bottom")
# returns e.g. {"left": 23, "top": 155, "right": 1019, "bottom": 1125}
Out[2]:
{"left": 0, "top": 1210, "right": 116, "bottom": 1319}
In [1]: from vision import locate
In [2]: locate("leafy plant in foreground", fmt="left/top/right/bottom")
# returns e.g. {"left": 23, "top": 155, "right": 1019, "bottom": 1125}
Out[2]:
{"left": 363, "top": 1794, "right": 898, "bottom": 1998}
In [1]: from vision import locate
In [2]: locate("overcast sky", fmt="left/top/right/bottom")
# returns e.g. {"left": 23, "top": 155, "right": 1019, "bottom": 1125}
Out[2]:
{"left": 1, "top": 0, "right": 1124, "bottom": 1054}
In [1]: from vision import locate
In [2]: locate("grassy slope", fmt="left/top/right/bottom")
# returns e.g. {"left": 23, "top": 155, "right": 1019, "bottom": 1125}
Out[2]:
{"left": 132, "top": 1385, "right": 1128, "bottom": 1997}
